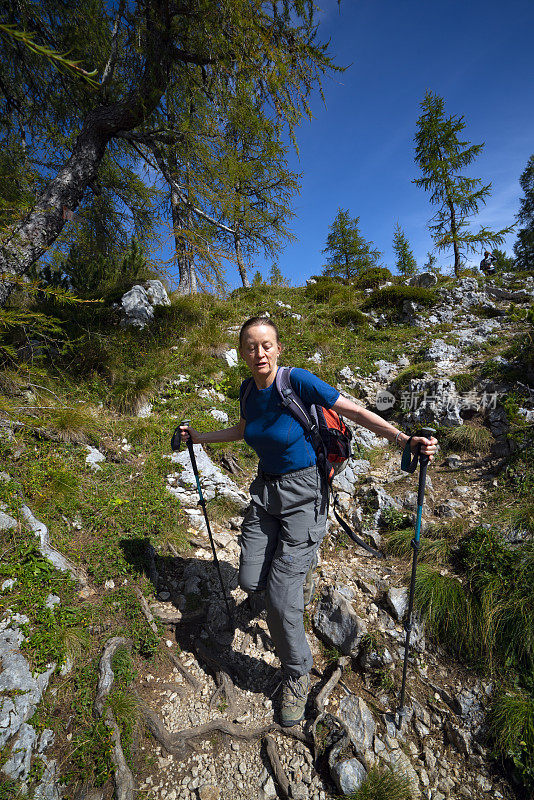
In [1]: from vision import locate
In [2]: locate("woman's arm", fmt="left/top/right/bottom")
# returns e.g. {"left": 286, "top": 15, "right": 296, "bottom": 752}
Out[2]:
{"left": 332, "top": 395, "right": 438, "bottom": 460}
{"left": 179, "top": 418, "right": 246, "bottom": 445}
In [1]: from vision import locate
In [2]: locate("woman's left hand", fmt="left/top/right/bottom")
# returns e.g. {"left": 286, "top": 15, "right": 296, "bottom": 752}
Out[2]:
{"left": 410, "top": 435, "right": 439, "bottom": 462}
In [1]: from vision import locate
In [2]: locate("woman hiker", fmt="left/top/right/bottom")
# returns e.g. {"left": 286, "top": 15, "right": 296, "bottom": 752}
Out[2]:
{"left": 180, "top": 316, "right": 438, "bottom": 727}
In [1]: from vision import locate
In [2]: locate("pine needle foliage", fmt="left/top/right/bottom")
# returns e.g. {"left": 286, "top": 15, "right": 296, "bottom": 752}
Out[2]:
{"left": 322, "top": 209, "right": 382, "bottom": 280}
{"left": 392, "top": 223, "right": 417, "bottom": 278}
{"left": 514, "top": 153, "right": 534, "bottom": 270}
{"left": 413, "top": 91, "right": 513, "bottom": 276}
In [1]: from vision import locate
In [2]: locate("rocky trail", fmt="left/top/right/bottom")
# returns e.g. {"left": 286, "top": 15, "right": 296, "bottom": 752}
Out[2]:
{"left": 1, "top": 272, "right": 532, "bottom": 800}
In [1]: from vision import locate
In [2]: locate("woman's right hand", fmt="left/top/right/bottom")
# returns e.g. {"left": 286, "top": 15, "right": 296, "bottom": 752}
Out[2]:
{"left": 179, "top": 424, "right": 202, "bottom": 444}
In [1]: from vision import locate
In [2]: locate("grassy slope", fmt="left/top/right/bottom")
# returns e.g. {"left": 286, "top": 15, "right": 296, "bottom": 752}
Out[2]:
{"left": 0, "top": 271, "right": 532, "bottom": 797}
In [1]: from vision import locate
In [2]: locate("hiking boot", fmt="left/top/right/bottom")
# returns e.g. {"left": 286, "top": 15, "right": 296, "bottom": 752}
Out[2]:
{"left": 303, "top": 553, "right": 318, "bottom": 608}
{"left": 280, "top": 672, "right": 310, "bottom": 727}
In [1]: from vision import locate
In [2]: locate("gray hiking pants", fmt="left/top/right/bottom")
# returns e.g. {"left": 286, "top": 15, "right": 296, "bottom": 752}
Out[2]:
{"left": 238, "top": 464, "right": 328, "bottom": 677}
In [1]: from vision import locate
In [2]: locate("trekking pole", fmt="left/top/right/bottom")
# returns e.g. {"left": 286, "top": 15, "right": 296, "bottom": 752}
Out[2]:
{"left": 171, "top": 420, "right": 235, "bottom": 629}
{"left": 396, "top": 426, "right": 436, "bottom": 728}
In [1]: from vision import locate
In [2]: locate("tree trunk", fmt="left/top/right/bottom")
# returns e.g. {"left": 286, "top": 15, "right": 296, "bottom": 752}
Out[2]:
{"left": 172, "top": 189, "right": 197, "bottom": 294}
{"left": 447, "top": 198, "right": 461, "bottom": 277}
{"left": 0, "top": 0, "right": 173, "bottom": 307}
{"left": 234, "top": 235, "right": 250, "bottom": 288}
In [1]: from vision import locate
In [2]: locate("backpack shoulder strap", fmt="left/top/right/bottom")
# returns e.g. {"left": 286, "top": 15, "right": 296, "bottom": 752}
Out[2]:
{"left": 239, "top": 378, "right": 254, "bottom": 420}
{"left": 275, "top": 367, "right": 313, "bottom": 432}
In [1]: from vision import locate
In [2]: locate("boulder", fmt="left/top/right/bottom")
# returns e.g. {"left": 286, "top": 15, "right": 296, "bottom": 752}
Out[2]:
{"left": 338, "top": 695, "right": 376, "bottom": 756}
{"left": 408, "top": 272, "right": 438, "bottom": 288}
{"left": 120, "top": 280, "right": 170, "bottom": 328}
{"left": 169, "top": 443, "right": 248, "bottom": 509}
{"left": 329, "top": 752, "right": 367, "bottom": 795}
{"left": 144, "top": 279, "right": 171, "bottom": 307}
{"left": 313, "top": 587, "right": 367, "bottom": 657}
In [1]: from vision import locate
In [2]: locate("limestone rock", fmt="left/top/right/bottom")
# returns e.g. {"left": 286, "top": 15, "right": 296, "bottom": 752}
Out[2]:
{"left": 1, "top": 721, "right": 37, "bottom": 782}
{"left": 0, "top": 511, "right": 17, "bottom": 531}
{"left": 217, "top": 348, "right": 238, "bottom": 367}
{"left": 209, "top": 408, "right": 229, "bottom": 423}
{"left": 338, "top": 695, "right": 376, "bottom": 756}
{"left": 408, "top": 272, "right": 438, "bottom": 288}
{"left": 385, "top": 587, "right": 408, "bottom": 621}
{"left": 313, "top": 587, "right": 367, "bottom": 656}
{"left": 85, "top": 446, "right": 105, "bottom": 471}
{"left": 120, "top": 280, "right": 170, "bottom": 328}
{"left": 330, "top": 754, "right": 367, "bottom": 795}
{"left": 169, "top": 443, "right": 249, "bottom": 509}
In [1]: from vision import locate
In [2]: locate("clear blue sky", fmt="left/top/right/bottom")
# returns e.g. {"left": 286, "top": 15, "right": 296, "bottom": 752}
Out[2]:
{"left": 167, "top": 0, "right": 534, "bottom": 288}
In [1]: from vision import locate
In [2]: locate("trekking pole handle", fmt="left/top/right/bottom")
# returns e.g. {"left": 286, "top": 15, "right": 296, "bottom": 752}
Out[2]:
{"left": 170, "top": 419, "right": 191, "bottom": 452}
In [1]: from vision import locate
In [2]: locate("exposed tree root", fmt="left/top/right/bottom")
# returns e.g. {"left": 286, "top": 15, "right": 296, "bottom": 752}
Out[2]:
{"left": 168, "top": 650, "right": 202, "bottom": 691}
{"left": 315, "top": 656, "right": 350, "bottom": 714}
{"left": 264, "top": 734, "right": 290, "bottom": 799}
{"left": 94, "top": 637, "right": 136, "bottom": 800}
{"left": 140, "top": 702, "right": 311, "bottom": 761}
{"left": 312, "top": 657, "right": 351, "bottom": 764}
{"left": 195, "top": 639, "right": 239, "bottom": 719}
{"left": 134, "top": 587, "right": 159, "bottom": 636}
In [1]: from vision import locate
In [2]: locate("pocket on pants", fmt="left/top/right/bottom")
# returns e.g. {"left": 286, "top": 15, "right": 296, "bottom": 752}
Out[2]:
{"left": 308, "top": 521, "right": 326, "bottom": 543}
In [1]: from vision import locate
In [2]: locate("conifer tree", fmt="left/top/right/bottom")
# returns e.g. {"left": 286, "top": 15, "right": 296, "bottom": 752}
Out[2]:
{"left": 514, "top": 154, "right": 534, "bottom": 271}
{"left": 322, "top": 209, "right": 381, "bottom": 280}
{"left": 413, "top": 91, "right": 512, "bottom": 277}
{"left": 392, "top": 223, "right": 417, "bottom": 277}
{"left": 251, "top": 270, "right": 263, "bottom": 286}
{"left": 269, "top": 264, "right": 289, "bottom": 286}
{"left": 0, "top": 0, "right": 340, "bottom": 306}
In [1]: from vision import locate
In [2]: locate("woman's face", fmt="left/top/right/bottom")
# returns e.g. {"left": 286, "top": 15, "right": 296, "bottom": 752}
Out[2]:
{"left": 239, "top": 324, "right": 282, "bottom": 381}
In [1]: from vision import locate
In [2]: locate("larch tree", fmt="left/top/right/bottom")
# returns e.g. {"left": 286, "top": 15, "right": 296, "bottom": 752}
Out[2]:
{"left": 322, "top": 208, "right": 381, "bottom": 280}
{"left": 413, "top": 91, "right": 512, "bottom": 277}
{"left": 514, "top": 154, "right": 534, "bottom": 271}
{"left": 392, "top": 222, "right": 417, "bottom": 277}
{"left": 0, "top": 0, "right": 340, "bottom": 305}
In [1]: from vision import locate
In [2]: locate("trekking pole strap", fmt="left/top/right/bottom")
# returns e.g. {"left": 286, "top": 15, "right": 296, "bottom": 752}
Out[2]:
{"left": 332, "top": 491, "right": 384, "bottom": 559}
{"left": 401, "top": 437, "right": 419, "bottom": 473}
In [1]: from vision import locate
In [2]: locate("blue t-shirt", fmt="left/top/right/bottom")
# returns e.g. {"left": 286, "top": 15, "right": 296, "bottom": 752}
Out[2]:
{"left": 240, "top": 367, "right": 340, "bottom": 474}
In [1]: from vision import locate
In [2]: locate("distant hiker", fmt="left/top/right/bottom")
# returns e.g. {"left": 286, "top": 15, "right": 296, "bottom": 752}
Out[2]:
{"left": 180, "top": 317, "right": 437, "bottom": 727}
{"left": 480, "top": 250, "right": 496, "bottom": 276}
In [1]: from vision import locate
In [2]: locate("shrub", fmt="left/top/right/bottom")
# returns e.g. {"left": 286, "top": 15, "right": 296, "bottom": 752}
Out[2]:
{"left": 305, "top": 280, "right": 355, "bottom": 305}
{"left": 361, "top": 285, "right": 437, "bottom": 311}
{"left": 332, "top": 307, "right": 369, "bottom": 328}
{"left": 353, "top": 267, "right": 393, "bottom": 290}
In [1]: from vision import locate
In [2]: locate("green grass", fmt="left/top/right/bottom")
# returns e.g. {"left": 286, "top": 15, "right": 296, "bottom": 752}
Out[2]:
{"left": 361, "top": 285, "right": 437, "bottom": 311}
{"left": 384, "top": 527, "right": 452, "bottom": 565}
{"left": 438, "top": 423, "right": 493, "bottom": 454}
{"left": 487, "top": 689, "right": 534, "bottom": 791}
{"left": 389, "top": 361, "right": 435, "bottom": 390}
{"left": 348, "top": 765, "right": 413, "bottom": 800}
{"left": 414, "top": 564, "right": 482, "bottom": 662}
